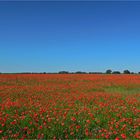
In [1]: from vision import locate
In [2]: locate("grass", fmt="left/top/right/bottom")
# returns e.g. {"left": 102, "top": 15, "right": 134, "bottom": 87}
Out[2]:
{"left": 105, "top": 85, "right": 140, "bottom": 94}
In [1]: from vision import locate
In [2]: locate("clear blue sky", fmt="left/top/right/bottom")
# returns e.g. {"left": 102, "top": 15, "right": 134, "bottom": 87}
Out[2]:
{"left": 0, "top": 1, "right": 140, "bottom": 73}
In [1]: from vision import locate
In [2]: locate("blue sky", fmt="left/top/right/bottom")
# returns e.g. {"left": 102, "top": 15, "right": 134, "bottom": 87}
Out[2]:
{"left": 0, "top": 1, "right": 140, "bottom": 73}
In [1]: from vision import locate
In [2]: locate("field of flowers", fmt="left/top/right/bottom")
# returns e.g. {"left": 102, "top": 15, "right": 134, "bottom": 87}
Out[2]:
{"left": 0, "top": 74, "right": 140, "bottom": 139}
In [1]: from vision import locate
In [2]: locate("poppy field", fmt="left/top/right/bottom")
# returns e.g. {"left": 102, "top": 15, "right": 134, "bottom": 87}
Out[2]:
{"left": 0, "top": 74, "right": 140, "bottom": 139}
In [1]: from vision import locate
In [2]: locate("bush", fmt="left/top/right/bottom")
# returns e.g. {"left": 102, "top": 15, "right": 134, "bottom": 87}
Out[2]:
{"left": 112, "top": 71, "right": 121, "bottom": 74}
{"left": 123, "top": 70, "right": 130, "bottom": 74}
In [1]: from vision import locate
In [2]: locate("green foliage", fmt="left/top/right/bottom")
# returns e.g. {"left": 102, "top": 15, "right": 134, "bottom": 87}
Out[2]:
{"left": 106, "top": 69, "right": 112, "bottom": 74}
{"left": 123, "top": 70, "right": 131, "bottom": 74}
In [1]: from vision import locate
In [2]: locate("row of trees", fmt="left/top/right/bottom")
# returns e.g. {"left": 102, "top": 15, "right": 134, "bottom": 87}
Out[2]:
{"left": 0, "top": 70, "right": 140, "bottom": 74}
{"left": 58, "top": 70, "right": 137, "bottom": 74}
{"left": 105, "top": 69, "right": 132, "bottom": 74}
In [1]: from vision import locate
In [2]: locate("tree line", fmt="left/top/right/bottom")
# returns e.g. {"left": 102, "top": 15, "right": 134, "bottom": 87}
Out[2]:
{"left": 58, "top": 70, "right": 139, "bottom": 74}
{"left": 0, "top": 70, "right": 140, "bottom": 74}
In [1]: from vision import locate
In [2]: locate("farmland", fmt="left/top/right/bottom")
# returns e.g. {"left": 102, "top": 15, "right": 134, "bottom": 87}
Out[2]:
{"left": 0, "top": 74, "right": 140, "bottom": 139}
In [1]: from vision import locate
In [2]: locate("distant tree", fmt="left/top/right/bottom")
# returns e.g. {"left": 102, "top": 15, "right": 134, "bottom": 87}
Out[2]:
{"left": 106, "top": 69, "right": 112, "bottom": 74}
{"left": 131, "top": 72, "right": 135, "bottom": 74}
{"left": 75, "top": 71, "right": 87, "bottom": 74}
{"left": 89, "top": 72, "right": 103, "bottom": 74}
{"left": 138, "top": 72, "right": 140, "bottom": 74}
{"left": 89, "top": 72, "right": 94, "bottom": 74}
{"left": 123, "top": 70, "right": 130, "bottom": 74}
{"left": 58, "top": 71, "right": 69, "bottom": 74}
{"left": 112, "top": 71, "right": 121, "bottom": 74}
